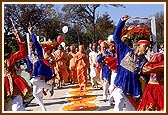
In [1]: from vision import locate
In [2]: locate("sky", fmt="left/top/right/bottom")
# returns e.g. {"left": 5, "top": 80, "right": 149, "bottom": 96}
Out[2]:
{"left": 54, "top": 2, "right": 165, "bottom": 25}
{"left": 97, "top": 3, "right": 165, "bottom": 24}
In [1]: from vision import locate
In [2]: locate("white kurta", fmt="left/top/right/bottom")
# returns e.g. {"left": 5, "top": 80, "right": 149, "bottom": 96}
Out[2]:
{"left": 89, "top": 51, "right": 99, "bottom": 87}
{"left": 89, "top": 51, "right": 98, "bottom": 77}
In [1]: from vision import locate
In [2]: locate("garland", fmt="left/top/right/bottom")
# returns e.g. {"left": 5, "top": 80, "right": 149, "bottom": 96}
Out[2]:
{"left": 62, "top": 85, "right": 98, "bottom": 111}
{"left": 121, "top": 25, "right": 152, "bottom": 43}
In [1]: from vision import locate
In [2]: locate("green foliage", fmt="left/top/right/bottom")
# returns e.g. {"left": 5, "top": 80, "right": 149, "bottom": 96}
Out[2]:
{"left": 4, "top": 4, "right": 164, "bottom": 52}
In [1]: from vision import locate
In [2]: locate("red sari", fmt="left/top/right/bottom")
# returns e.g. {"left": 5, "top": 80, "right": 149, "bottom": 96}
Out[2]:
{"left": 138, "top": 53, "right": 164, "bottom": 111}
{"left": 138, "top": 83, "right": 164, "bottom": 111}
{"left": 137, "top": 75, "right": 164, "bottom": 111}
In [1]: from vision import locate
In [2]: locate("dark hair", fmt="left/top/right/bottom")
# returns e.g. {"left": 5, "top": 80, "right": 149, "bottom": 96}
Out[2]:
{"left": 58, "top": 44, "right": 63, "bottom": 50}
{"left": 92, "top": 43, "right": 97, "bottom": 46}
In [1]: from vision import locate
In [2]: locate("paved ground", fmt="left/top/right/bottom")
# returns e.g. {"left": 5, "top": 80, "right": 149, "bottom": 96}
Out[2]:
{"left": 25, "top": 82, "right": 117, "bottom": 112}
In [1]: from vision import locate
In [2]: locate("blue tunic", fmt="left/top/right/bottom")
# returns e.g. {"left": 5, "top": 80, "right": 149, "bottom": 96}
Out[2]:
{"left": 97, "top": 50, "right": 111, "bottom": 81}
{"left": 113, "top": 19, "right": 148, "bottom": 98}
{"left": 30, "top": 33, "right": 55, "bottom": 80}
{"left": 25, "top": 56, "right": 33, "bottom": 72}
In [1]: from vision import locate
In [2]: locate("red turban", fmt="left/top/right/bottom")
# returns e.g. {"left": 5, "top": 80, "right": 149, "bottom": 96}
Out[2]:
{"left": 143, "top": 53, "right": 164, "bottom": 74}
{"left": 29, "top": 42, "right": 34, "bottom": 45}
{"left": 137, "top": 40, "right": 150, "bottom": 46}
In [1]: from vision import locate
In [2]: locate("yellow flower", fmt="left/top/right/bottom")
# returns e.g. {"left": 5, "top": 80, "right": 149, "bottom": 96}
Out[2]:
{"left": 67, "top": 95, "right": 96, "bottom": 102}
{"left": 62, "top": 84, "right": 98, "bottom": 111}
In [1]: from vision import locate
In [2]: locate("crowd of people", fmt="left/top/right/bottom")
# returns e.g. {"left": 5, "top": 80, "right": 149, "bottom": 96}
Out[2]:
{"left": 4, "top": 15, "right": 164, "bottom": 111}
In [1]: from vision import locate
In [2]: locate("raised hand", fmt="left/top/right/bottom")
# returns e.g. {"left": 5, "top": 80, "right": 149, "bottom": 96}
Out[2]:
{"left": 122, "top": 15, "right": 131, "bottom": 21}
{"left": 12, "top": 29, "right": 19, "bottom": 36}
{"left": 12, "top": 29, "right": 25, "bottom": 42}
{"left": 28, "top": 26, "right": 33, "bottom": 34}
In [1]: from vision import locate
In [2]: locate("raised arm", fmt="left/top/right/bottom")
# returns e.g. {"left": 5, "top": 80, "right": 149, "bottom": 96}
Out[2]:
{"left": 9, "top": 29, "right": 27, "bottom": 66}
{"left": 28, "top": 26, "right": 43, "bottom": 58}
{"left": 113, "top": 15, "right": 132, "bottom": 62}
{"left": 113, "top": 15, "right": 131, "bottom": 45}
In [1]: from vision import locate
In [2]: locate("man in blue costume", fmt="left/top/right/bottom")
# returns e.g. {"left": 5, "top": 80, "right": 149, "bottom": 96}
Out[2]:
{"left": 97, "top": 41, "right": 112, "bottom": 102}
{"left": 112, "top": 15, "right": 150, "bottom": 111}
{"left": 28, "top": 26, "right": 55, "bottom": 111}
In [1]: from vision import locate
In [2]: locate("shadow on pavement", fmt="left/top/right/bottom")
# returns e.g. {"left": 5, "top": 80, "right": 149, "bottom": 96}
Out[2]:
{"left": 45, "top": 100, "right": 69, "bottom": 106}
{"left": 96, "top": 105, "right": 113, "bottom": 111}
{"left": 27, "top": 100, "right": 69, "bottom": 107}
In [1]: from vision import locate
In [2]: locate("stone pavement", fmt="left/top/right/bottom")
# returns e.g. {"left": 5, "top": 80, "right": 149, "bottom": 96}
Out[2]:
{"left": 25, "top": 82, "right": 117, "bottom": 112}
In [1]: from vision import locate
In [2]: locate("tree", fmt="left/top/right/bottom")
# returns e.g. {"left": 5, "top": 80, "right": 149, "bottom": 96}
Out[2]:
{"left": 96, "top": 13, "right": 115, "bottom": 41}
{"left": 4, "top": 4, "right": 66, "bottom": 52}
{"left": 154, "top": 11, "right": 164, "bottom": 45}
{"left": 61, "top": 4, "right": 124, "bottom": 43}
{"left": 4, "top": 4, "right": 47, "bottom": 33}
{"left": 4, "top": 4, "right": 47, "bottom": 53}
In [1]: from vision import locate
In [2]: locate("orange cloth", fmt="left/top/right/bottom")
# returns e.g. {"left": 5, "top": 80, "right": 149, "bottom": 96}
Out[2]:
{"left": 54, "top": 49, "right": 69, "bottom": 82}
{"left": 69, "top": 52, "right": 77, "bottom": 81}
{"left": 75, "top": 51, "right": 90, "bottom": 88}
{"left": 77, "top": 68, "right": 87, "bottom": 87}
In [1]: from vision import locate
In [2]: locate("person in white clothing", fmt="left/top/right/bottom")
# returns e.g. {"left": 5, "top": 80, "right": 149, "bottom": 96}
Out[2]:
{"left": 109, "top": 71, "right": 117, "bottom": 105}
{"left": 89, "top": 43, "right": 99, "bottom": 88}
{"left": 104, "top": 43, "right": 118, "bottom": 105}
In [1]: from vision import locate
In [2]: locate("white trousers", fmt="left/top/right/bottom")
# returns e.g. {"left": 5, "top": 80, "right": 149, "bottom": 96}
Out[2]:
{"left": 109, "top": 71, "right": 117, "bottom": 104}
{"left": 90, "top": 67, "right": 100, "bottom": 87}
{"left": 30, "top": 77, "right": 52, "bottom": 111}
{"left": 103, "top": 78, "right": 109, "bottom": 100}
{"left": 112, "top": 87, "right": 136, "bottom": 111}
{"left": 11, "top": 95, "right": 26, "bottom": 111}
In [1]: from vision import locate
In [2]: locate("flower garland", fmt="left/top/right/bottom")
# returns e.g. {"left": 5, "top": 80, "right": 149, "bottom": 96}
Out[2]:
{"left": 67, "top": 94, "right": 96, "bottom": 102}
{"left": 62, "top": 85, "right": 98, "bottom": 111}
{"left": 121, "top": 25, "right": 152, "bottom": 43}
{"left": 68, "top": 89, "right": 93, "bottom": 96}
